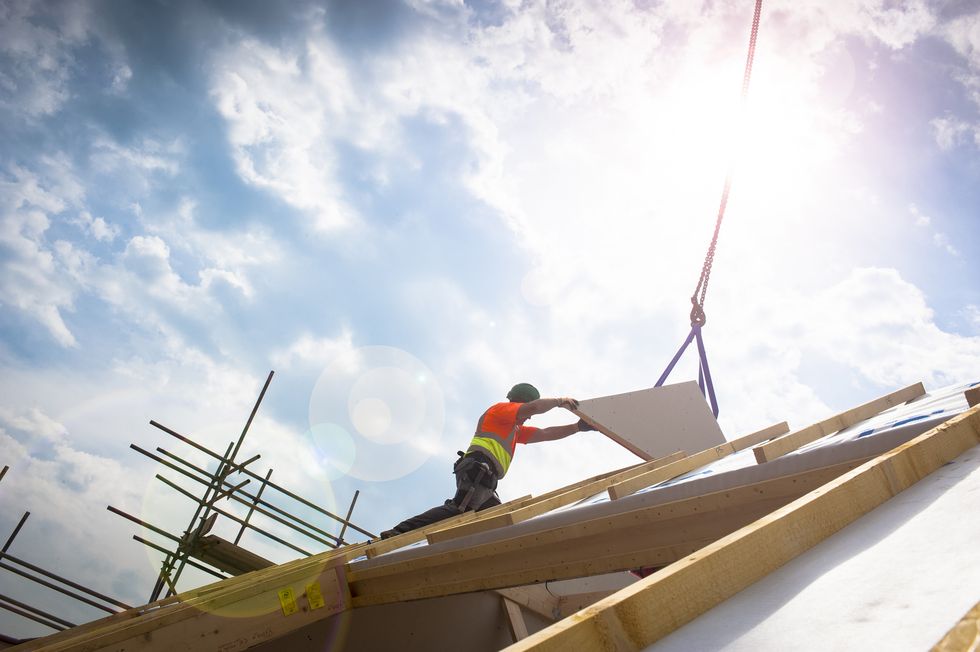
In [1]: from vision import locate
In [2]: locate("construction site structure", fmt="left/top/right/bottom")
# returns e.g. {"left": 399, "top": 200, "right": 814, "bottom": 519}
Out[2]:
{"left": 3, "top": 380, "right": 978, "bottom": 650}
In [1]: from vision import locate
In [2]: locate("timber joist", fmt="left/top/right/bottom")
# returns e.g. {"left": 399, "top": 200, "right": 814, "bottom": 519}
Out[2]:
{"left": 426, "top": 451, "right": 685, "bottom": 544}
{"left": 752, "top": 382, "right": 926, "bottom": 463}
{"left": 361, "top": 492, "right": 535, "bottom": 559}
{"left": 605, "top": 420, "right": 789, "bottom": 499}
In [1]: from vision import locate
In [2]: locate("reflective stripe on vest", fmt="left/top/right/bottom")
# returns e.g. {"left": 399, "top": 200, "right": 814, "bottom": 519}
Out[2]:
{"left": 466, "top": 407, "right": 520, "bottom": 478}
{"left": 467, "top": 436, "right": 512, "bottom": 477}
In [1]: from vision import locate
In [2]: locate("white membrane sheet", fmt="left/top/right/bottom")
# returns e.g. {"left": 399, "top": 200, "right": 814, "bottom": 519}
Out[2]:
{"left": 648, "top": 440, "right": 980, "bottom": 651}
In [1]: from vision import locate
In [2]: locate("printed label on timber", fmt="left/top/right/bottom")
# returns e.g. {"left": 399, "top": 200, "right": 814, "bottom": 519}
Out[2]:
{"left": 307, "top": 581, "right": 326, "bottom": 609}
{"left": 277, "top": 587, "right": 298, "bottom": 616}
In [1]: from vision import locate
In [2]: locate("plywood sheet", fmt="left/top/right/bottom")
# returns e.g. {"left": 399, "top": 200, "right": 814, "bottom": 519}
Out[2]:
{"left": 575, "top": 381, "right": 725, "bottom": 460}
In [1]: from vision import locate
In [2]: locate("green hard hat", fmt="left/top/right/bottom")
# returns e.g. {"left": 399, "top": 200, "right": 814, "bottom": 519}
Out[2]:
{"left": 507, "top": 383, "right": 540, "bottom": 403}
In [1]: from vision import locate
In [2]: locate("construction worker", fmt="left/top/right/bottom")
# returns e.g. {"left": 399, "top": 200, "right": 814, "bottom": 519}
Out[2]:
{"left": 379, "top": 382, "right": 596, "bottom": 539}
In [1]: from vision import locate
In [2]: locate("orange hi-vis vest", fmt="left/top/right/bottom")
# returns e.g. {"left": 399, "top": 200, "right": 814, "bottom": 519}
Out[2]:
{"left": 466, "top": 402, "right": 539, "bottom": 478}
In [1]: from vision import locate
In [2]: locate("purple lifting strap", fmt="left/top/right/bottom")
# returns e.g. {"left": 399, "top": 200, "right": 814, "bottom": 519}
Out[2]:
{"left": 655, "top": 324, "right": 719, "bottom": 417}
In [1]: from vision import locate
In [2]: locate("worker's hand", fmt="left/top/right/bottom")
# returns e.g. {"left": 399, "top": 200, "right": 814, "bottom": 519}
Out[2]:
{"left": 556, "top": 397, "right": 579, "bottom": 410}
{"left": 576, "top": 418, "right": 597, "bottom": 432}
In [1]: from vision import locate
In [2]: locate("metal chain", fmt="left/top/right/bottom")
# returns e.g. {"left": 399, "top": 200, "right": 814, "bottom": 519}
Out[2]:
{"left": 689, "top": 0, "right": 764, "bottom": 327}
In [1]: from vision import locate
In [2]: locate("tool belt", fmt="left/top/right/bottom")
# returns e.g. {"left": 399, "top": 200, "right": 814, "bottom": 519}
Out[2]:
{"left": 452, "top": 451, "right": 499, "bottom": 512}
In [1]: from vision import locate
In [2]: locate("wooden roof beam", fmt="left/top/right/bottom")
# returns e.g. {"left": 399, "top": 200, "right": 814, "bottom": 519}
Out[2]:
{"left": 606, "top": 421, "right": 788, "bottom": 500}
{"left": 752, "top": 382, "right": 925, "bottom": 464}
{"left": 426, "top": 452, "right": 683, "bottom": 544}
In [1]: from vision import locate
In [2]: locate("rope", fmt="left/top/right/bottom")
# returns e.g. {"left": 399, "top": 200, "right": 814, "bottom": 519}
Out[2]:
{"left": 689, "top": 0, "right": 764, "bottom": 327}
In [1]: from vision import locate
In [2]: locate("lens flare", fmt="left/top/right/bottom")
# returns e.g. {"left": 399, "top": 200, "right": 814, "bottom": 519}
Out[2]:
{"left": 308, "top": 346, "right": 445, "bottom": 482}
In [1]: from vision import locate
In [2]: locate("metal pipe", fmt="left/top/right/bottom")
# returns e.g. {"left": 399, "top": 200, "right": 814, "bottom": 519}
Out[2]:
{"left": 0, "top": 599, "right": 67, "bottom": 632}
{"left": 0, "top": 592, "right": 76, "bottom": 628}
{"left": 337, "top": 490, "right": 360, "bottom": 546}
{"left": 159, "top": 568, "right": 178, "bottom": 597}
{"left": 0, "top": 552, "right": 131, "bottom": 610}
{"left": 211, "top": 477, "right": 251, "bottom": 504}
{"left": 148, "top": 447, "right": 341, "bottom": 546}
{"left": 231, "top": 370, "right": 274, "bottom": 463}
{"left": 0, "top": 562, "right": 119, "bottom": 614}
{"left": 106, "top": 506, "right": 183, "bottom": 546}
{"left": 132, "top": 536, "right": 227, "bottom": 581}
{"left": 2, "top": 511, "right": 29, "bottom": 554}
{"left": 235, "top": 469, "right": 272, "bottom": 545}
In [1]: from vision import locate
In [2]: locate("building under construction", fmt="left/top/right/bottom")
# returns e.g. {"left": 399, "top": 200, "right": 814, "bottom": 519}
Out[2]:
{"left": 3, "top": 378, "right": 979, "bottom": 651}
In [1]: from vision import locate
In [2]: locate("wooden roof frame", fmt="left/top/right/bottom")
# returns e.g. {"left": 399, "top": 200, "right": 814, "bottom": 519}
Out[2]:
{"left": 15, "top": 383, "right": 977, "bottom": 652}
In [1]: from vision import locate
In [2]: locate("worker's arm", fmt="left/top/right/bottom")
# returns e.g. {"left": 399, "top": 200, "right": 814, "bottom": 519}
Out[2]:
{"left": 516, "top": 397, "right": 579, "bottom": 422}
{"left": 525, "top": 419, "right": 598, "bottom": 444}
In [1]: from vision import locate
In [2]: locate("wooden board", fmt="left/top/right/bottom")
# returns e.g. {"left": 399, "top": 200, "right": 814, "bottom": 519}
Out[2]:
{"left": 752, "top": 382, "right": 925, "bottom": 463}
{"left": 932, "top": 598, "right": 980, "bottom": 651}
{"left": 495, "top": 587, "right": 560, "bottom": 623}
{"left": 966, "top": 385, "right": 980, "bottom": 408}
{"left": 504, "top": 405, "right": 980, "bottom": 651}
{"left": 574, "top": 381, "right": 725, "bottom": 460}
{"left": 362, "top": 494, "right": 533, "bottom": 558}
{"left": 426, "top": 452, "right": 684, "bottom": 544}
{"left": 503, "top": 598, "right": 529, "bottom": 641}
{"left": 606, "top": 421, "right": 788, "bottom": 500}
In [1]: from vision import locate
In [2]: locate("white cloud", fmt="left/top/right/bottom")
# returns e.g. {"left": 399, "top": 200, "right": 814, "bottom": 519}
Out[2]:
{"left": 147, "top": 197, "right": 280, "bottom": 273}
{"left": 0, "top": 0, "right": 137, "bottom": 125}
{"left": 0, "top": 0, "right": 84, "bottom": 117}
{"left": 0, "top": 406, "right": 67, "bottom": 442}
{"left": 0, "top": 165, "right": 81, "bottom": 346}
{"left": 120, "top": 234, "right": 190, "bottom": 300}
{"left": 932, "top": 232, "right": 960, "bottom": 257}
{"left": 270, "top": 329, "right": 356, "bottom": 370}
{"left": 907, "top": 204, "right": 959, "bottom": 256}
{"left": 931, "top": 115, "right": 973, "bottom": 150}
{"left": 72, "top": 210, "right": 120, "bottom": 241}
{"left": 966, "top": 305, "right": 980, "bottom": 332}
{"left": 803, "top": 268, "right": 979, "bottom": 387}
{"left": 110, "top": 63, "right": 132, "bottom": 94}
{"left": 91, "top": 137, "right": 182, "bottom": 177}
{"left": 937, "top": 11, "right": 980, "bottom": 131}
{"left": 909, "top": 203, "right": 931, "bottom": 227}
{"left": 209, "top": 37, "right": 359, "bottom": 232}
{"left": 773, "top": 0, "right": 936, "bottom": 51}
{"left": 943, "top": 11, "right": 980, "bottom": 69}
{"left": 0, "top": 156, "right": 273, "bottom": 348}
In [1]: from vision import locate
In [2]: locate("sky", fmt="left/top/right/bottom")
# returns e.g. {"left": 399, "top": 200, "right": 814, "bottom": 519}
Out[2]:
{"left": 1, "top": 0, "right": 979, "bottom": 639}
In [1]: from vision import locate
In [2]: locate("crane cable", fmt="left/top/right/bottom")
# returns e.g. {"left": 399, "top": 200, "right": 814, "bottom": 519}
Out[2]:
{"left": 689, "top": 0, "right": 764, "bottom": 327}
{"left": 656, "top": 0, "right": 765, "bottom": 417}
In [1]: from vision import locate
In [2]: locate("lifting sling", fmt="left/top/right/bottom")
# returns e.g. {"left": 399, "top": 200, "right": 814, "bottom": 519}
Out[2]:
{"left": 656, "top": 0, "right": 764, "bottom": 418}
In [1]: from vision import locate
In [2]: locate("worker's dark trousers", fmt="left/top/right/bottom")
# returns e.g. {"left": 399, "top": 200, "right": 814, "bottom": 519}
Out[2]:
{"left": 386, "top": 455, "right": 500, "bottom": 535}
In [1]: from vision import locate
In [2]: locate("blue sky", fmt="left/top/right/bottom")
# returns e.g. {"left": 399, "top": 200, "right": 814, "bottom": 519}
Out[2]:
{"left": 1, "top": 0, "right": 979, "bottom": 638}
